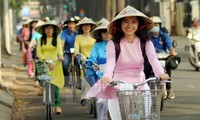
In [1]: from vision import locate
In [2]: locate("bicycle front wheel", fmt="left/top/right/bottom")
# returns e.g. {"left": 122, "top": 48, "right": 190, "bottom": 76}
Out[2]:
{"left": 93, "top": 98, "right": 97, "bottom": 118}
{"left": 71, "top": 66, "right": 77, "bottom": 102}
{"left": 46, "top": 104, "right": 52, "bottom": 120}
{"left": 160, "top": 84, "right": 167, "bottom": 111}
{"left": 44, "top": 82, "right": 52, "bottom": 120}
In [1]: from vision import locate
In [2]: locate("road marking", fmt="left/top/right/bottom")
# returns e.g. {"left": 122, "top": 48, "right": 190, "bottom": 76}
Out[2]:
{"left": 186, "top": 84, "right": 196, "bottom": 89}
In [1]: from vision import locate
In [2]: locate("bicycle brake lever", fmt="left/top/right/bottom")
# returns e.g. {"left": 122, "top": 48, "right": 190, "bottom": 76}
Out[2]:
{"left": 109, "top": 80, "right": 124, "bottom": 87}
{"left": 109, "top": 81, "right": 118, "bottom": 87}
{"left": 160, "top": 80, "right": 172, "bottom": 83}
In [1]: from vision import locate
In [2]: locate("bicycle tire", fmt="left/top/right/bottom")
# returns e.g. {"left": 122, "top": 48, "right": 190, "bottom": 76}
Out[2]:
{"left": 160, "top": 85, "right": 165, "bottom": 111}
{"left": 160, "top": 95, "right": 164, "bottom": 111}
{"left": 148, "top": 81, "right": 165, "bottom": 111}
{"left": 45, "top": 82, "right": 52, "bottom": 120}
{"left": 87, "top": 99, "right": 93, "bottom": 114}
{"left": 93, "top": 99, "right": 97, "bottom": 118}
{"left": 76, "top": 65, "right": 81, "bottom": 89}
{"left": 46, "top": 104, "right": 52, "bottom": 120}
{"left": 71, "top": 66, "right": 77, "bottom": 102}
{"left": 89, "top": 103, "right": 93, "bottom": 114}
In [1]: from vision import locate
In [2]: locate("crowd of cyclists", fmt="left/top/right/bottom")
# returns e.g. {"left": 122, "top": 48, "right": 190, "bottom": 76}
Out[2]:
{"left": 16, "top": 5, "right": 181, "bottom": 120}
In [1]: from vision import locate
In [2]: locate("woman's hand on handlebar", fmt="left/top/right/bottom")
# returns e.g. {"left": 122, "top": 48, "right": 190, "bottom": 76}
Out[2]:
{"left": 93, "top": 65, "right": 99, "bottom": 71}
{"left": 58, "top": 56, "right": 64, "bottom": 61}
{"left": 159, "top": 73, "right": 169, "bottom": 81}
{"left": 100, "top": 77, "right": 110, "bottom": 84}
{"left": 170, "top": 47, "right": 178, "bottom": 56}
{"left": 172, "top": 51, "right": 177, "bottom": 56}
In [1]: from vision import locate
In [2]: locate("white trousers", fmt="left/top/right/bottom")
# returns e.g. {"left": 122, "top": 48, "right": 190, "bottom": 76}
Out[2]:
{"left": 81, "top": 78, "right": 91, "bottom": 100}
{"left": 97, "top": 98, "right": 108, "bottom": 120}
{"left": 108, "top": 99, "right": 122, "bottom": 120}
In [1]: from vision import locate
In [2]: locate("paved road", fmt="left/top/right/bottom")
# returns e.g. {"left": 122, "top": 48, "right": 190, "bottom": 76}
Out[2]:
{"left": 10, "top": 36, "right": 200, "bottom": 120}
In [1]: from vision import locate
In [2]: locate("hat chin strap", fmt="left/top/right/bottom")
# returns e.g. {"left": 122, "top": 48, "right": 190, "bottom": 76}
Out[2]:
{"left": 96, "top": 36, "right": 104, "bottom": 40}
{"left": 137, "top": 25, "right": 146, "bottom": 31}
{"left": 112, "top": 26, "right": 122, "bottom": 34}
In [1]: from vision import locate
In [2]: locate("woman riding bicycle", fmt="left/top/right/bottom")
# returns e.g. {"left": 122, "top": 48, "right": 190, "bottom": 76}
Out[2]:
{"left": 86, "top": 5, "right": 169, "bottom": 120}
{"left": 22, "top": 18, "right": 38, "bottom": 75}
{"left": 85, "top": 18, "right": 112, "bottom": 120}
{"left": 36, "top": 20, "right": 64, "bottom": 114}
{"left": 28, "top": 20, "right": 43, "bottom": 88}
{"left": 74, "top": 17, "right": 96, "bottom": 103}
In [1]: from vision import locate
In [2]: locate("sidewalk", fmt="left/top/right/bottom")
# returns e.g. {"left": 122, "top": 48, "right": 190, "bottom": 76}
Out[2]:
{"left": 0, "top": 42, "right": 22, "bottom": 120}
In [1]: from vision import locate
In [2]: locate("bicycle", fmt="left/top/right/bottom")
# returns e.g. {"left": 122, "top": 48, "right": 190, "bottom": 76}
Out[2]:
{"left": 68, "top": 49, "right": 87, "bottom": 103}
{"left": 74, "top": 54, "right": 99, "bottom": 117}
{"left": 66, "top": 48, "right": 78, "bottom": 103}
{"left": 156, "top": 52, "right": 173, "bottom": 111}
{"left": 109, "top": 77, "right": 169, "bottom": 120}
{"left": 84, "top": 61, "right": 106, "bottom": 118}
{"left": 35, "top": 59, "right": 57, "bottom": 120}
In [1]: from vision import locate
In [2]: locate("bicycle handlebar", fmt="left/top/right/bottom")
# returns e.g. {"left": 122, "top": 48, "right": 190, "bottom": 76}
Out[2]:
{"left": 38, "top": 74, "right": 51, "bottom": 81}
{"left": 76, "top": 53, "right": 87, "bottom": 62}
{"left": 45, "top": 59, "right": 58, "bottom": 63}
{"left": 156, "top": 52, "right": 173, "bottom": 60}
{"left": 109, "top": 77, "right": 171, "bottom": 88}
{"left": 35, "top": 59, "right": 58, "bottom": 63}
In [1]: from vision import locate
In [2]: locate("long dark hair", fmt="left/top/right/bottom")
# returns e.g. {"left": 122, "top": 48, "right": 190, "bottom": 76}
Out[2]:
{"left": 95, "top": 29, "right": 108, "bottom": 43}
{"left": 78, "top": 24, "right": 94, "bottom": 35}
{"left": 40, "top": 25, "right": 57, "bottom": 47}
{"left": 111, "top": 16, "right": 150, "bottom": 44}
{"left": 28, "top": 22, "right": 34, "bottom": 42}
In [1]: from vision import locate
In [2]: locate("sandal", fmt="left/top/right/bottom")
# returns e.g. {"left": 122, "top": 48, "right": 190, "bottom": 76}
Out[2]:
{"left": 37, "top": 87, "right": 43, "bottom": 96}
{"left": 55, "top": 106, "right": 62, "bottom": 114}
{"left": 34, "top": 81, "right": 39, "bottom": 87}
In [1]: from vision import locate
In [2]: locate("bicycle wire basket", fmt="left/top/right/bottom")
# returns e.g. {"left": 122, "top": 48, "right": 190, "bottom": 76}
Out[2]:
{"left": 117, "top": 90, "right": 161, "bottom": 120}
{"left": 35, "top": 60, "right": 48, "bottom": 76}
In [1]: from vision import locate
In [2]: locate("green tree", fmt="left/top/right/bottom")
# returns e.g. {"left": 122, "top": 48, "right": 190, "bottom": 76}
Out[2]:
{"left": 9, "top": 0, "right": 28, "bottom": 10}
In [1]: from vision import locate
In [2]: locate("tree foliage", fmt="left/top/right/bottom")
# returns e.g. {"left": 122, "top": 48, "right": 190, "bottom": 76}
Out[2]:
{"left": 9, "top": 0, "right": 28, "bottom": 10}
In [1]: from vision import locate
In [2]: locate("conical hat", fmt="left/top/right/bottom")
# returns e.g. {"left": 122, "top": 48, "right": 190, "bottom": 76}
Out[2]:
{"left": 76, "top": 17, "right": 96, "bottom": 29}
{"left": 24, "top": 18, "right": 38, "bottom": 25}
{"left": 34, "top": 20, "right": 45, "bottom": 32}
{"left": 98, "top": 18, "right": 108, "bottom": 24}
{"left": 107, "top": 5, "right": 153, "bottom": 33}
{"left": 91, "top": 19, "right": 110, "bottom": 38}
{"left": 24, "top": 18, "right": 32, "bottom": 25}
{"left": 35, "top": 20, "right": 61, "bottom": 34}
